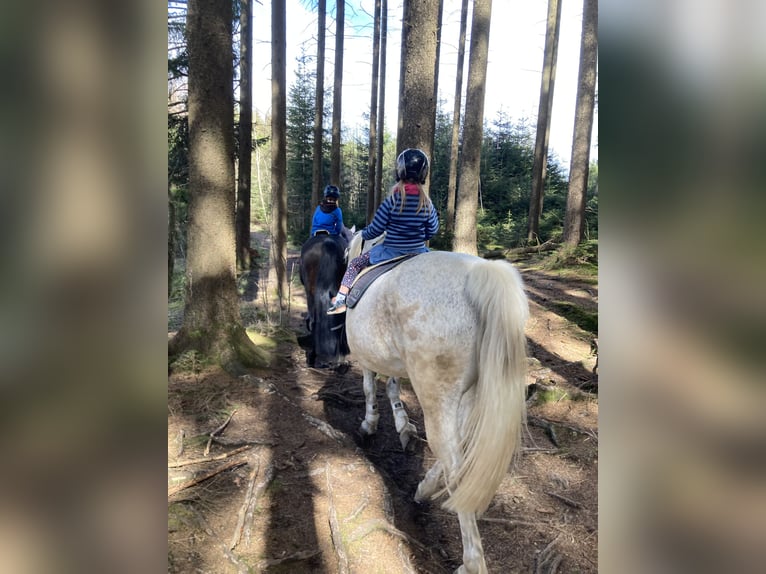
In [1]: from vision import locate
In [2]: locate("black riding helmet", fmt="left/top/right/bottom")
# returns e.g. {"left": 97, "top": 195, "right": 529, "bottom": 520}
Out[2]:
{"left": 323, "top": 185, "right": 341, "bottom": 199}
{"left": 395, "top": 148, "right": 429, "bottom": 184}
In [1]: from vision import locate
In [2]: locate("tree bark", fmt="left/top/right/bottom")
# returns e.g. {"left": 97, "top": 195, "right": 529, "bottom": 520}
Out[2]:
{"left": 396, "top": 0, "right": 440, "bottom": 171}
{"left": 236, "top": 0, "right": 253, "bottom": 271}
{"left": 528, "top": 0, "right": 562, "bottom": 243}
{"left": 374, "top": 0, "right": 388, "bottom": 209}
{"left": 366, "top": 0, "right": 382, "bottom": 223}
{"left": 453, "top": 0, "right": 492, "bottom": 256}
{"left": 170, "top": 0, "right": 268, "bottom": 371}
{"left": 563, "top": 0, "right": 597, "bottom": 247}
{"left": 168, "top": 186, "right": 175, "bottom": 297}
{"left": 271, "top": 0, "right": 289, "bottom": 305}
{"left": 330, "top": 0, "right": 345, "bottom": 186}
{"left": 312, "top": 0, "right": 326, "bottom": 208}
{"left": 446, "top": 0, "right": 469, "bottom": 234}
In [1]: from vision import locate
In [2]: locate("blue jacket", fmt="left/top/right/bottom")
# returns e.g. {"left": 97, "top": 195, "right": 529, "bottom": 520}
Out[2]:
{"left": 311, "top": 204, "right": 344, "bottom": 236}
{"left": 362, "top": 184, "right": 439, "bottom": 264}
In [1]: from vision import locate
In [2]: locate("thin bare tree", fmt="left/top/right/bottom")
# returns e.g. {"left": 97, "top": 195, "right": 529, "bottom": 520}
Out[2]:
{"left": 446, "top": 0, "right": 469, "bottom": 234}
{"left": 563, "top": 0, "right": 597, "bottom": 246}
{"left": 270, "top": 0, "right": 289, "bottom": 306}
{"left": 366, "top": 0, "right": 382, "bottom": 223}
{"left": 374, "top": 0, "right": 388, "bottom": 209}
{"left": 236, "top": 0, "right": 253, "bottom": 271}
{"left": 311, "top": 0, "right": 326, "bottom": 208}
{"left": 453, "top": 0, "right": 492, "bottom": 255}
{"left": 527, "top": 0, "right": 562, "bottom": 244}
{"left": 330, "top": 0, "right": 345, "bottom": 185}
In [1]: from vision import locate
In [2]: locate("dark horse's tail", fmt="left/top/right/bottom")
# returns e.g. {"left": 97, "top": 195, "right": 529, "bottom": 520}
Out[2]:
{"left": 299, "top": 235, "right": 349, "bottom": 365}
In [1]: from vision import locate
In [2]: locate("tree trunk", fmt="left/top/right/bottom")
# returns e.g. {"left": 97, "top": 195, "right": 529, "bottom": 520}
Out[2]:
{"left": 527, "top": 0, "right": 562, "bottom": 244}
{"left": 446, "top": 0, "right": 469, "bottom": 234}
{"left": 366, "top": 0, "right": 382, "bottom": 223}
{"left": 453, "top": 0, "right": 492, "bottom": 256}
{"left": 563, "top": 0, "right": 597, "bottom": 247}
{"left": 236, "top": 0, "right": 253, "bottom": 271}
{"left": 312, "top": 0, "right": 326, "bottom": 208}
{"left": 270, "top": 0, "right": 289, "bottom": 306}
{"left": 396, "top": 0, "right": 440, "bottom": 170}
{"left": 168, "top": 186, "right": 175, "bottom": 297}
{"left": 374, "top": 0, "right": 388, "bottom": 209}
{"left": 330, "top": 0, "right": 345, "bottom": 186}
{"left": 170, "top": 0, "right": 268, "bottom": 371}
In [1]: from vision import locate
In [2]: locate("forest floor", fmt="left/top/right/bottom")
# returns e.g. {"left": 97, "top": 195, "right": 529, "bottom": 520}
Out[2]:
{"left": 168, "top": 233, "right": 599, "bottom": 574}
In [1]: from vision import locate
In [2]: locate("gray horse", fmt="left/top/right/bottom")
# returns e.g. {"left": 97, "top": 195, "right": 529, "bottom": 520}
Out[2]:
{"left": 345, "top": 233, "right": 529, "bottom": 574}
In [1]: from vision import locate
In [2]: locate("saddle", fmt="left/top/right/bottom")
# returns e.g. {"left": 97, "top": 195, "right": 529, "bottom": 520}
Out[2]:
{"left": 346, "top": 255, "right": 416, "bottom": 309}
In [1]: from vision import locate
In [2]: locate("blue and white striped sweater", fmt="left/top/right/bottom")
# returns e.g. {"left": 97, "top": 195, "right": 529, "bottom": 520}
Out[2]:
{"left": 362, "top": 189, "right": 439, "bottom": 265}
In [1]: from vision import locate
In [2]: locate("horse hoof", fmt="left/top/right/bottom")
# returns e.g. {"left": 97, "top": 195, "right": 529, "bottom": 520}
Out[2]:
{"left": 399, "top": 424, "right": 418, "bottom": 451}
{"left": 359, "top": 420, "right": 376, "bottom": 437}
{"left": 334, "top": 362, "right": 350, "bottom": 374}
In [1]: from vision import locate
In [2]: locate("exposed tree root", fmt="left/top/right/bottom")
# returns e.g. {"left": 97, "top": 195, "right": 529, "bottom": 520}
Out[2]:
{"left": 168, "top": 458, "right": 247, "bottom": 498}
{"left": 326, "top": 466, "right": 350, "bottom": 574}
{"left": 169, "top": 445, "right": 253, "bottom": 468}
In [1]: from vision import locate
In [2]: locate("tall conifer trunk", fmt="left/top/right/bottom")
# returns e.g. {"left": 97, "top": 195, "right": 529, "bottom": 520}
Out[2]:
{"left": 528, "top": 0, "right": 562, "bottom": 243}
{"left": 236, "top": 0, "right": 253, "bottom": 271}
{"left": 453, "top": 0, "right": 492, "bottom": 256}
{"left": 170, "top": 0, "right": 267, "bottom": 371}
{"left": 563, "top": 0, "right": 597, "bottom": 246}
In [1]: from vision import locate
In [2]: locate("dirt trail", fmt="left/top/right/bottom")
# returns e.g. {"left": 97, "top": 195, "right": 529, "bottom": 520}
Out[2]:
{"left": 168, "top": 242, "right": 598, "bottom": 573}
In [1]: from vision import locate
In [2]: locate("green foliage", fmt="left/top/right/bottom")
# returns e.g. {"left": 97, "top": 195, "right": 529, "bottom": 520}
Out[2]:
{"left": 429, "top": 105, "right": 590, "bottom": 252}
{"left": 168, "top": 114, "right": 189, "bottom": 257}
{"left": 286, "top": 49, "right": 317, "bottom": 240}
{"left": 541, "top": 240, "right": 599, "bottom": 280}
{"left": 548, "top": 301, "right": 598, "bottom": 335}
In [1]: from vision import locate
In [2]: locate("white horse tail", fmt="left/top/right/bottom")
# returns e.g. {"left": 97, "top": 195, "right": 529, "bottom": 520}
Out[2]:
{"left": 444, "top": 259, "right": 529, "bottom": 515}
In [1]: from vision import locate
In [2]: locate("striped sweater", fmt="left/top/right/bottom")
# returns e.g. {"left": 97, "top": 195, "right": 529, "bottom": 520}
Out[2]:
{"left": 362, "top": 183, "right": 439, "bottom": 264}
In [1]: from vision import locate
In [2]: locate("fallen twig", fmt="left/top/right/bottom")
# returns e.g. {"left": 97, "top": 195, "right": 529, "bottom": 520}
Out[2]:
{"left": 529, "top": 416, "right": 560, "bottom": 447}
{"left": 535, "top": 534, "right": 562, "bottom": 574}
{"left": 522, "top": 447, "right": 561, "bottom": 454}
{"left": 545, "top": 490, "right": 583, "bottom": 510}
{"left": 529, "top": 415, "right": 598, "bottom": 442}
{"left": 169, "top": 445, "right": 253, "bottom": 468}
{"left": 479, "top": 516, "right": 546, "bottom": 529}
{"left": 211, "top": 435, "right": 278, "bottom": 448}
{"left": 204, "top": 409, "right": 238, "bottom": 456}
{"left": 168, "top": 458, "right": 246, "bottom": 497}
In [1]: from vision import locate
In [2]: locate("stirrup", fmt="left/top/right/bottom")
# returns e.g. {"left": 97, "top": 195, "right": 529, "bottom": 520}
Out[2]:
{"left": 327, "top": 298, "right": 347, "bottom": 315}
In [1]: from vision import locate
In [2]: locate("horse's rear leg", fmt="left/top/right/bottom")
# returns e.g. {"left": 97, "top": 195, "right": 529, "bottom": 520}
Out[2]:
{"left": 386, "top": 377, "right": 418, "bottom": 450}
{"left": 359, "top": 368, "right": 379, "bottom": 436}
{"left": 455, "top": 512, "right": 487, "bottom": 574}
{"left": 414, "top": 460, "right": 443, "bottom": 502}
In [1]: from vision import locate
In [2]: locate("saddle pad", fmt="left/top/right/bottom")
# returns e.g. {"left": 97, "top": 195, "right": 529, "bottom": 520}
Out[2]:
{"left": 346, "top": 255, "right": 416, "bottom": 309}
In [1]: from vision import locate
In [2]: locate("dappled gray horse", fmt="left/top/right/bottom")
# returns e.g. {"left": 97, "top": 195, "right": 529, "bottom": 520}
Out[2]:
{"left": 345, "top": 232, "right": 528, "bottom": 574}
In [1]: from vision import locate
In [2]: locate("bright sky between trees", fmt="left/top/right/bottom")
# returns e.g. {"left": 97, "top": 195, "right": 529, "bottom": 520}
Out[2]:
{"left": 251, "top": 0, "right": 598, "bottom": 171}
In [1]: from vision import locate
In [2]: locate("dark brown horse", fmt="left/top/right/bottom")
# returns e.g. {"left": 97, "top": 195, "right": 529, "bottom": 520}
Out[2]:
{"left": 297, "top": 234, "right": 350, "bottom": 370}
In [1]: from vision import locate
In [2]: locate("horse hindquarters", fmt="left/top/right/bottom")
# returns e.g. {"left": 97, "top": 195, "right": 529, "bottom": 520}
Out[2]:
{"left": 443, "top": 260, "right": 529, "bottom": 516}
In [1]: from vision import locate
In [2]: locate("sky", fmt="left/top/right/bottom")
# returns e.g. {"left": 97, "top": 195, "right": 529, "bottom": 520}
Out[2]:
{"left": 250, "top": 0, "right": 598, "bottom": 171}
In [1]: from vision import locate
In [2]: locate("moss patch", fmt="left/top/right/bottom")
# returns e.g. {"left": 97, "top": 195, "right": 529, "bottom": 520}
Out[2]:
{"left": 550, "top": 300, "right": 598, "bottom": 335}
